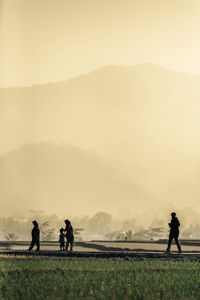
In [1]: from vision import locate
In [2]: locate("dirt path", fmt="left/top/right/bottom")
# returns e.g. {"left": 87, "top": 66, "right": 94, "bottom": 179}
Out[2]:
{"left": 1, "top": 241, "right": 200, "bottom": 259}
{"left": 1, "top": 241, "right": 200, "bottom": 253}
{"left": 1, "top": 249, "right": 200, "bottom": 260}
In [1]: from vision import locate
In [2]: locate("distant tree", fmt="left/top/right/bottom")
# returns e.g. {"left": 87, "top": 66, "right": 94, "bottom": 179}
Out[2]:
{"left": 131, "top": 226, "right": 166, "bottom": 240}
{"left": 125, "top": 230, "right": 133, "bottom": 240}
{"left": 88, "top": 212, "right": 112, "bottom": 233}
{"left": 74, "top": 228, "right": 84, "bottom": 235}
{"left": 40, "top": 221, "right": 55, "bottom": 241}
{"left": 105, "top": 231, "right": 124, "bottom": 240}
{"left": 122, "top": 218, "right": 136, "bottom": 231}
{"left": 73, "top": 228, "right": 84, "bottom": 241}
{"left": 5, "top": 233, "right": 18, "bottom": 241}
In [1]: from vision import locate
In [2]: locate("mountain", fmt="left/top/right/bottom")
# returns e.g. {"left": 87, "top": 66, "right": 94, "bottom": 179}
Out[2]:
{"left": 0, "top": 143, "right": 155, "bottom": 216}
{"left": 1, "top": 63, "right": 200, "bottom": 208}
{"left": 1, "top": 63, "right": 200, "bottom": 155}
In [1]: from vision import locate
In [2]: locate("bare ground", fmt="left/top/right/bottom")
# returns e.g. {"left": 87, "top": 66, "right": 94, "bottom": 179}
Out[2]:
{"left": 1, "top": 240, "right": 200, "bottom": 259}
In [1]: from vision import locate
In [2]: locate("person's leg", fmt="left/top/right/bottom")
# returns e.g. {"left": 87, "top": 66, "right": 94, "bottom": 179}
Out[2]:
{"left": 70, "top": 238, "right": 74, "bottom": 251}
{"left": 66, "top": 239, "right": 69, "bottom": 251}
{"left": 174, "top": 237, "right": 182, "bottom": 252}
{"left": 36, "top": 239, "right": 40, "bottom": 251}
{"left": 29, "top": 240, "right": 35, "bottom": 251}
{"left": 166, "top": 235, "right": 173, "bottom": 252}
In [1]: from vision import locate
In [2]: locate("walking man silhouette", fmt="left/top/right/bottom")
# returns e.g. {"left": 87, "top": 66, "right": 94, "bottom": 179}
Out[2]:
{"left": 29, "top": 220, "right": 40, "bottom": 252}
{"left": 165, "top": 212, "right": 182, "bottom": 253}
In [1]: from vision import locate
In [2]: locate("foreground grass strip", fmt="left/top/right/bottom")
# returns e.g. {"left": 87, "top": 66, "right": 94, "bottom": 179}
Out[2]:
{"left": 0, "top": 258, "right": 200, "bottom": 299}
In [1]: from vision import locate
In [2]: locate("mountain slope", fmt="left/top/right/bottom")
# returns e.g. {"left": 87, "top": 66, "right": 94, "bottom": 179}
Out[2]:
{"left": 1, "top": 64, "right": 200, "bottom": 207}
{"left": 0, "top": 143, "right": 154, "bottom": 216}
{"left": 1, "top": 63, "right": 200, "bottom": 156}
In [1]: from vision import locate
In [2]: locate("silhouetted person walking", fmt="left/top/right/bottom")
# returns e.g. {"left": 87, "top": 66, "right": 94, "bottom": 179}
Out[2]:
{"left": 64, "top": 219, "right": 74, "bottom": 251}
{"left": 165, "top": 212, "right": 182, "bottom": 253}
{"left": 59, "top": 228, "right": 65, "bottom": 251}
{"left": 29, "top": 220, "right": 40, "bottom": 252}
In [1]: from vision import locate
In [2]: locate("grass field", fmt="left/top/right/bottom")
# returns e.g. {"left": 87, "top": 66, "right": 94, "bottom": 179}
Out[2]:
{"left": 0, "top": 255, "right": 200, "bottom": 299}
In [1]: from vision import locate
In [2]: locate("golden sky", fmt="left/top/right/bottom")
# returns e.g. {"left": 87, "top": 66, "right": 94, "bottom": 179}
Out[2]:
{"left": 1, "top": 1, "right": 200, "bottom": 218}
{"left": 1, "top": 0, "right": 200, "bottom": 87}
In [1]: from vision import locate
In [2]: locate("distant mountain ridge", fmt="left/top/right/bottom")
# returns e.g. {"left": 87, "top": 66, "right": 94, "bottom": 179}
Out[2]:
{"left": 0, "top": 143, "right": 155, "bottom": 216}
{"left": 1, "top": 63, "right": 200, "bottom": 209}
{"left": 1, "top": 63, "right": 200, "bottom": 154}
{"left": 1, "top": 63, "right": 199, "bottom": 90}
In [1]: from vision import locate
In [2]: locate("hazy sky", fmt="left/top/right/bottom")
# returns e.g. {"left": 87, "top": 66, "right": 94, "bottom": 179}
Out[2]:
{"left": 1, "top": 0, "right": 200, "bottom": 218}
{"left": 1, "top": 0, "right": 200, "bottom": 87}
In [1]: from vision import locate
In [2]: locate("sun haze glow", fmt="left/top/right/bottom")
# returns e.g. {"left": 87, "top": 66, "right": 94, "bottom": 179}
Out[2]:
{"left": 1, "top": 0, "right": 200, "bottom": 222}
{"left": 1, "top": 0, "right": 200, "bottom": 87}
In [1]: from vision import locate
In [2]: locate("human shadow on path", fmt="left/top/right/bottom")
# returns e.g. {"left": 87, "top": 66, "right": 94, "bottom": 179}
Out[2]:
{"left": 75, "top": 242, "right": 163, "bottom": 252}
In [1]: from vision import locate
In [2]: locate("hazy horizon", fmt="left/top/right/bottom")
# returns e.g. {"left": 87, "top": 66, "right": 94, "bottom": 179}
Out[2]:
{"left": 2, "top": 62, "right": 200, "bottom": 89}
{"left": 2, "top": 0, "right": 200, "bottom": 87}
{"left": 1, "top": 1, "right": 200, "bottom": 225}
{"left": 1, "top": 63, "right": 200, "bottom": 219}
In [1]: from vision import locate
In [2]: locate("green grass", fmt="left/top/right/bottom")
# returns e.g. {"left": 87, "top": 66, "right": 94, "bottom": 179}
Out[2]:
{"left": 0, "top": 257, "right": 200, "bottom": 299}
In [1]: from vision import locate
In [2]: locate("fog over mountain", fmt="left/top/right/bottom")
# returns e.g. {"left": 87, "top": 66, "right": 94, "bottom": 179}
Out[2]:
{"left": 0, "top": 143, "right": 156, "bottom": 216}
{"left": 1, "top": 64, "right": 200, "bottom": 214}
